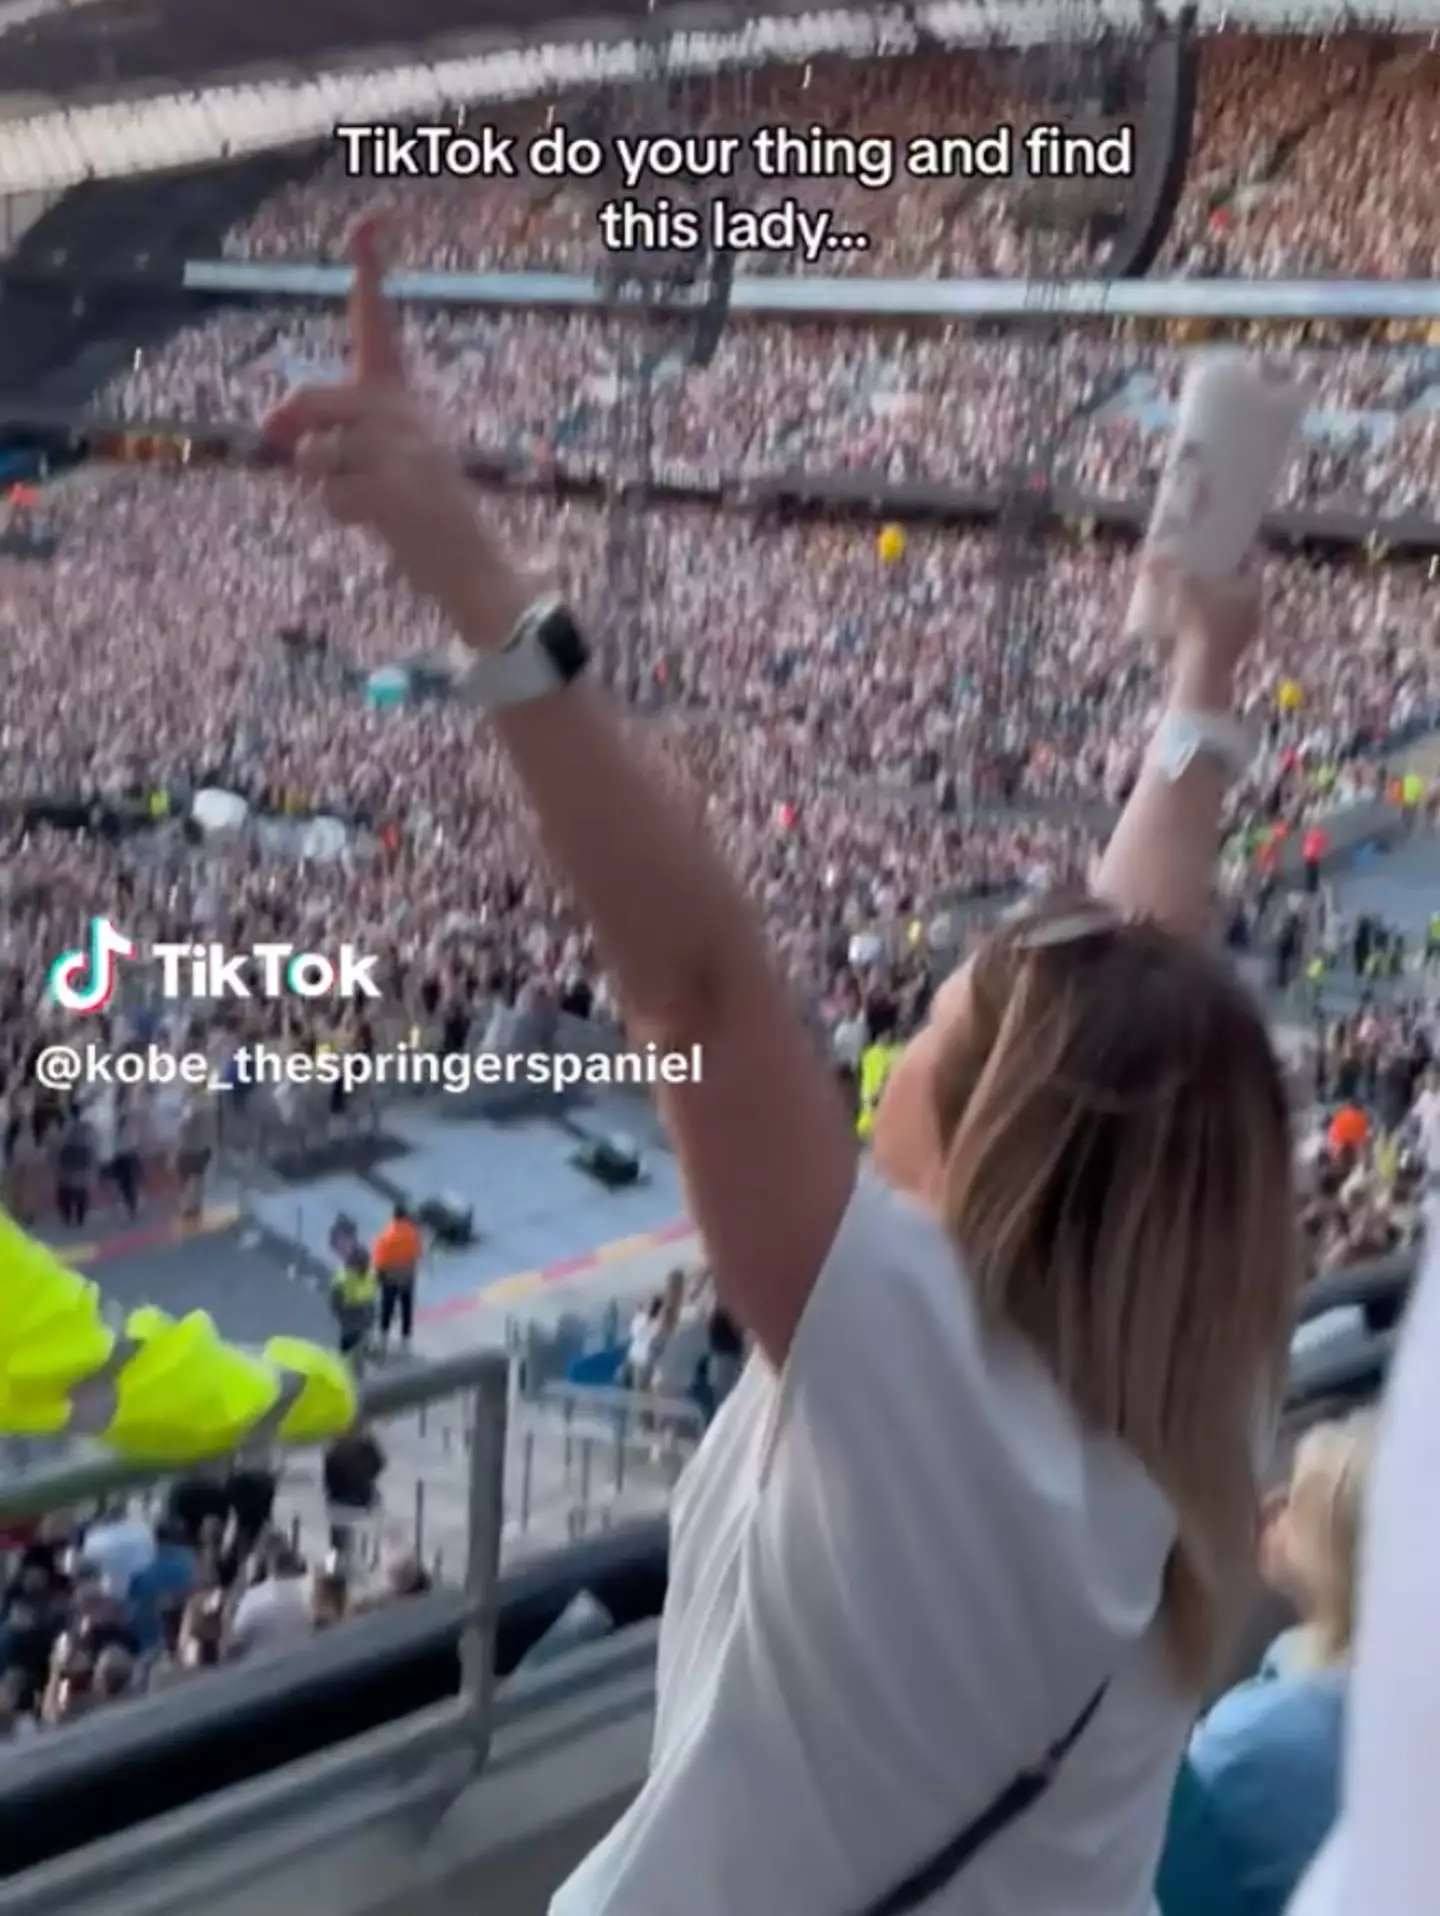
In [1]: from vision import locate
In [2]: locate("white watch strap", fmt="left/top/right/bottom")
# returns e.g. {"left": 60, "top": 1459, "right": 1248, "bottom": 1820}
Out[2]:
{"left": 445, "top": 597, "right": 565, "bottom": 710}
{"left": 1146, "top": 710, "right": 1254, "bottom": 784}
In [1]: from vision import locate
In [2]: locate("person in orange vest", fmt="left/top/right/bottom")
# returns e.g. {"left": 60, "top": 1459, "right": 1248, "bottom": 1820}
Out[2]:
{"left": 1302, "top": 824, "right": 1328, "bottom": 894}
{"left": 1327, "top": 1104, "right": 1369, "bottom": 1165}
{"left": 371, "top": 1206, "right": 422, "bottom": 1357}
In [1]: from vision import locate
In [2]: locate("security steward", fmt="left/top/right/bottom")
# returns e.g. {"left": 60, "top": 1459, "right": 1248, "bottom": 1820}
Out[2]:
{"left": 0, "top": 1208, "right": 356, "bottom": 1461}
{"left": 371, "top": 1205, "right": 422, "bottom": 1357}
{"left": 1426, "top": 911, "right": 1440, "bottom": 969}
{"left": 855, "top": 1040, "right": 901, "bottom": 1143}
{"left": 330, "top": 1253, "right": 378, "bottom": 1363}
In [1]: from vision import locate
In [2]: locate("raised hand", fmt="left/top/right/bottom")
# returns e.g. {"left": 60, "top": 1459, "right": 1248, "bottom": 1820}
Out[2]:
{"left": 261, "top": 217, "right": 526, "bottom": 650}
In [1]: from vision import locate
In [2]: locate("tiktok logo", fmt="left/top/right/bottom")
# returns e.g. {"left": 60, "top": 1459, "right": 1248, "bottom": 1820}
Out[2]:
{"left": 47, "top": 917, "right": 136, "bottom": 1015}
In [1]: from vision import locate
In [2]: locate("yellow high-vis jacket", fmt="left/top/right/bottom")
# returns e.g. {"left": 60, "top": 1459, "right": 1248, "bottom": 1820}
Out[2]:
{"left": 856, "top": 1041, "right": 901, "bottom": 1142}
{"left": 331, "top": 1264, "right": 378, "bottom": 1310}
{"left": 0, "top": 1210, "right": 357, "bottom": 1464}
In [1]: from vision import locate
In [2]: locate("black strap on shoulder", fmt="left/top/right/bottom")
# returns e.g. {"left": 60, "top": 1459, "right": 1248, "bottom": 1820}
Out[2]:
{"left": 856, "top": 1683, "right": 1110, "bottom": 1916}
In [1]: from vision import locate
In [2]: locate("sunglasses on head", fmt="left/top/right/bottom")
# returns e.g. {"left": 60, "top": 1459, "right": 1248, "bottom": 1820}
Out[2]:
{"left": 998, "top": 895, "right": 1144, "bottom": 952}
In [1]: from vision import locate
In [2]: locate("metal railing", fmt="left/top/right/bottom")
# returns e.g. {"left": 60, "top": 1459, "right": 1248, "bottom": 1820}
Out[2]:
{"left": 401, "top": 1375, "right": 700, "bottom": 1553}
{"left": 517, "top": 1381, "right": 704, "bottom": 1543}
{"left": 0, "top": 1346, "right": 509, "bottom": 1754}
{"left": 1296, "top": 1252, "right": 1412, "bottom": 1329}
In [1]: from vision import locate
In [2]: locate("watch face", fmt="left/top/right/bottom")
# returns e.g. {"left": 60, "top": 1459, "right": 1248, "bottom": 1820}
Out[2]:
{"left": 539, "top": 607, "right": 590, "bottom": 681}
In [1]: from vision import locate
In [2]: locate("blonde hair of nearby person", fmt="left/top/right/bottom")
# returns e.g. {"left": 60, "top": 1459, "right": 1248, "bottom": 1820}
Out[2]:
{"left": 1280, "top": 1410, "right": 1376, "bottom": 1670}
{"left": 875, "top": 895, "right": 1303, "bottom": 1694}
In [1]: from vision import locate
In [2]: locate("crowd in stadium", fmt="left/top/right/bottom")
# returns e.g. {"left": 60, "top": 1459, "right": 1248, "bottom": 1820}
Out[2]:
{"left": 6, "top": 30, "right": 1440, "bottom": 1239}
{"left": 217, "top": 33, "right": 1440, "bottom": 282}
{"left": 2, "top": 33, "right": 1439, "bottom": 1906}
{"left": 222, "top": 53, "right": 1115, "bottom": 280}
{"left": 0, "top": 1442, "right": 427, "bottom": 1740}
{"left": 1293, "top": 994, "right": 1435, "bottom": 1269}
{"left": 104, "top": 310, "right": 1440, "bottom": 520}
{"left": 0, "top": 460, "right": 1424, "bottom": 1077}
{"left": 1161, "top": 31, "right": 1440, "bottom": 278}
{"left": 0, "top": 37, "right": 1430, "bottom": 1169}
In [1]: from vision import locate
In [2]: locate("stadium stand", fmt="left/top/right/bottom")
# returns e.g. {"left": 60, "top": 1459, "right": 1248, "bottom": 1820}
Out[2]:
{"left": 0, "top": 1283, "right": 1403, "bottom": 1899}
{"left": 2, "top": 11, "right": 1439, "bottom": 1915}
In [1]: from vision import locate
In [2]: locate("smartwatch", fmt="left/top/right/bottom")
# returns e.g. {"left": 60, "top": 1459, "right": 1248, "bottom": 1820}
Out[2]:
{"left": 1146, "top": 710, "right": 1255, "bottom": 785}
{"left": 449, "top": 597, "right": 590, "bottom": 712}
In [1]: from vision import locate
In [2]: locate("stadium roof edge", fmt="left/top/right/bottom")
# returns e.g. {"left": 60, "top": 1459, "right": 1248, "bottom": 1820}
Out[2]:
{"left": 0, "top": 0, "right": 1426, "bottom": 25}
{"left": 0, "top": 0, "right": 1428, "bottom": 99}
{"left": 0, "top": 0, "right": 1432, "bottom": 193}
{"left": 0, "top": 1, "right": 1431, "bottom": 107}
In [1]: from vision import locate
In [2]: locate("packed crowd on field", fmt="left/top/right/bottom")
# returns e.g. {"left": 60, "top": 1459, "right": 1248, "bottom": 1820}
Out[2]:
{"left": 0, "top": 442, "right": 1429, "bottom": 1211}
{"left": 217, "top": 31, "right": 1440, "bottom": 282}
{"left": 4, "top": 26, "right": 1440, "bottom": 1247}
{"left": 1, "top": 455, "right": 1427, "bottom": 966}
{"left": 1297, "top": 994, "right": 1439, "bottom": 1274}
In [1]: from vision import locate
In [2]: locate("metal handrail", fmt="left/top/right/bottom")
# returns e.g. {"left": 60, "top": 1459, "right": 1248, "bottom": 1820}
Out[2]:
{"left": 1285, "top": 1328, "right": 1395, "bottom": 1411}
{"left": 535, "top": 1378, "right": 707, "bottom": 1437}
{"left": 1297, "top": 1252, "right": 1414, "bottom": 1327}
{"left": 0, "top": 1698, "right": 479, "bottom": 1916}
{"left": 0, "top": 1347, "right": 503, "bottom": 1518}
{"left": 0, "top": 1346, "right": 509, "bottom": 1764}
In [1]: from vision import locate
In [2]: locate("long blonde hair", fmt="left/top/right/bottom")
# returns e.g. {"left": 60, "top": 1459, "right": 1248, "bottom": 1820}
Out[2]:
{"left": 1283, "top": 1411, "right": 1375, "bottom": 1669}
{"left": 929, "top": 900, "right": 1302, "bottom": 1693}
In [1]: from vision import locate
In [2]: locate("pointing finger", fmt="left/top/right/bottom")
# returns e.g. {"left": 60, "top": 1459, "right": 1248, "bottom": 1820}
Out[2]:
{"left": 350, "top": 215, "right": 405, "bottom": 388}
{"left": 261, "top": 383, "right": 368, "bottom": 452}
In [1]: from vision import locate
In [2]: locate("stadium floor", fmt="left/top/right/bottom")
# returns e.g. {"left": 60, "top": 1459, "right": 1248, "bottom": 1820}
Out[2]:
{"left": 1329, "top": 827, "right": 1440, "bottom": 937}
{"left": 235, "top": 1103, "right": 688, "bottom": 1321}
{"left": 78, "top": 1215, "right": 333, "bottom": 1346}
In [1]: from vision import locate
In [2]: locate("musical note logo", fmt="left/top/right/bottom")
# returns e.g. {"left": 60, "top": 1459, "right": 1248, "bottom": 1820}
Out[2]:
{"left": 47, "top": 916, "right": 136, "bottom": 1015}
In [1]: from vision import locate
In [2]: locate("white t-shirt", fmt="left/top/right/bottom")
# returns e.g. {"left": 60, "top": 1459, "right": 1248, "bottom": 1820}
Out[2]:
{"left": 551, "top": 1174, "right": 1188, "bottom": 1916}
{"left": 229, "top": 1575, "right": 313, "bottom": 1656}
{"left": 653, "top": 1311, "right": 708, "bottom": 1398}
{"left": 1411, "top": 1088, "right": 1440, "bottom": 1173}
{"left": 832, "top": 1015, "right": 866, "bottom": 1070}
{"left": 82, "top": 1516, "right": 156, "bottom": 1598}
{"left": 627, "top": 1310, "right": 661, "bottom": 1372}
{"left": 87, "top": 1092, "right": 117, "bottom": 1166}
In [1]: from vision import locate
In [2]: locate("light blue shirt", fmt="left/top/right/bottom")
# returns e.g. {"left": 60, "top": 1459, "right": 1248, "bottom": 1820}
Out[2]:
{"left": 81, "top": 1517, "right": 156, "bottom": 1598}
{"left": 1186, "top": 1663, "right": 1345, "bottom": 1916}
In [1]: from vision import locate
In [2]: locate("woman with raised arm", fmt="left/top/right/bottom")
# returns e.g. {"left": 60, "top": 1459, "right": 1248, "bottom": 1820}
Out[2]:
{"left": 263, "top": 223, "right": 1301, "bottom": 1916}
